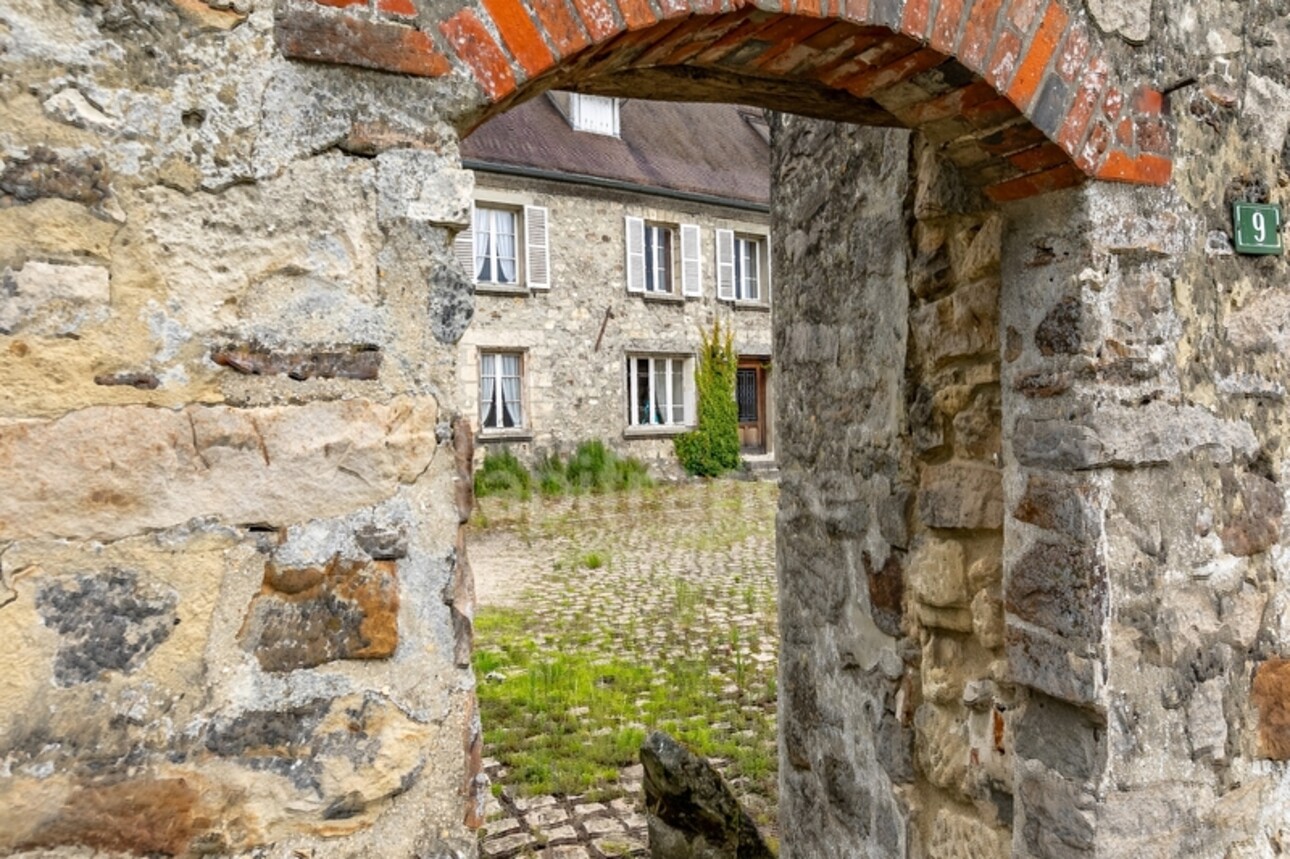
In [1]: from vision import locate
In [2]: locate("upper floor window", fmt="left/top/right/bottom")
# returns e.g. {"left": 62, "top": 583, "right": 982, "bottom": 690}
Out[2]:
{"left": 716, "top": 229, "right": 770, "bottom": 304}
{"left": 570, "top": 94, "right": 620, "bottom": 136}
{"left": 625, "top": 217, "right": 702, "bottom": 297}
{"left": 474, "top": 206, "right": 518, "bottom": 285}
{"left": 453, "top": 202, "right": 550, "bottom": 291}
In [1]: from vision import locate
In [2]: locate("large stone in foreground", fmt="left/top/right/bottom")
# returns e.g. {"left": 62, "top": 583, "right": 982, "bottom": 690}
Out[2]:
{"left": 641, "top": 731, "right": 774, "bottom": 859}
{"left": 0, "top": 396, "right": 439, "bottom": 541}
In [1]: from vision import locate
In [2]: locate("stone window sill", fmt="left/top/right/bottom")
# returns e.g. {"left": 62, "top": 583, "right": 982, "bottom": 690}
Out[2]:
{"left": 475, "top": 283, "right": 531, "bottom": 297}
{"left": 623, "top": 425, "right": 692, "bottom": 439}
{"left": 478, "top": 429, "right": 533, "bottom": 443}
{"left": 641, "top": 291, "right": 685, "bottom": 305}
{"left": 729, "top": 300, "right": 770, "bottom": 312}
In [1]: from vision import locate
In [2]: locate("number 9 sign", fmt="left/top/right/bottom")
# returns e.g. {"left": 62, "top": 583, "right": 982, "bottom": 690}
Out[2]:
{"left": 1233, "top": 202, "right": 1283, "bottom": 255}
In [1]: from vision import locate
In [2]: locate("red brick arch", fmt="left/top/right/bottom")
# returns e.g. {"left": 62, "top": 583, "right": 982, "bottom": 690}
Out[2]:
{"left": 276, "top": 0, "right": 1171, "bottom": 201}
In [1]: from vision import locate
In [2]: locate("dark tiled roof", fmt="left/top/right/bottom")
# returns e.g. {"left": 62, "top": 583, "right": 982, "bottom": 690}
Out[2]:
{"left": 461, "top": 96, "right": 770, "bottom": 206}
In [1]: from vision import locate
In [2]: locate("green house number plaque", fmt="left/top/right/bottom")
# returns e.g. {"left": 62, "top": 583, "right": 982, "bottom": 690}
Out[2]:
{"left": 1233, "top": 202, "right": 1283, "bottom": 255}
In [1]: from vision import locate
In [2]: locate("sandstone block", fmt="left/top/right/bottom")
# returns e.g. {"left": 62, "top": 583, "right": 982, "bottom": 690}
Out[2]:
{"left": 13, "top": 777, "right": 198, "bottom": 856}
{"left": 1251, "top": 658, "right": 1290, "bottom": 760}
{"left": 914, "top": 703, "right": 969, "bottom": 792}
{"left": 910, "top": 538, "right": 968, "bottom": 608}
{"left": 928, "top": 808, "right": 1010, "bottom": 859}
{"left": 912, "top": 277, "right": 998, "bottom": 368}
{"left": 918, "top": 462, "right": 1004, "bottom": 530}
{"left": 0, "top": 396, "right": 439, "bottom": 541}
{"left": 240, "top": 556, "right": 399, "bottom": 672}
{"left": 972, "top": 587, "right": 1005, "bottom": 649}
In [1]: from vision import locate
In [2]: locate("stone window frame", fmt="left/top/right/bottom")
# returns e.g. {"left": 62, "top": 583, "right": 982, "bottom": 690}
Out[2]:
{"left": 623, "top": 352, "right": 696, "bottom": 437}
{"left": 453, "top": 189, "right": 550, "bottom": 295}
{"left": 477, "top": 347, "right": 532, "bottom": 441}
{"left": 716, "top": 224, "right": 771, "bottom": 310}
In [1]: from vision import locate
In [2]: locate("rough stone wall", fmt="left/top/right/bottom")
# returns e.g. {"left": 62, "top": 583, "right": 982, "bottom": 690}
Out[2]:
{"left": 0, "top": 1, "right": 483, "bottom": 855}
{"left": 772, "top": 2, "right": 1290, "bottom": 855}
{"left": 771, "top": 116, "right": 917, "bottom": 858}
{"left": 460, "top": 172, "right": 772, "bottom": 468}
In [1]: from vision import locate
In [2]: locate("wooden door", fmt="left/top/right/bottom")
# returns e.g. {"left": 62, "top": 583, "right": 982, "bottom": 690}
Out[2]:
{"left": 737, "top": 364, "right": 766, "bottom": 453}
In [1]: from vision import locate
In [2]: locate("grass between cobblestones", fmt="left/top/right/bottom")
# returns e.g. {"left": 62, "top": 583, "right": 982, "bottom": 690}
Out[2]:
{"left": 470, "top": 480, "right": 780, "bottom": 832}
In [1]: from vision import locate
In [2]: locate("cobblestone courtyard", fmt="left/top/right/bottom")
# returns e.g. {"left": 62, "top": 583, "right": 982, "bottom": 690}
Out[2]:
{"left": 469, "top": 480, "right": 780, "bottom": 858}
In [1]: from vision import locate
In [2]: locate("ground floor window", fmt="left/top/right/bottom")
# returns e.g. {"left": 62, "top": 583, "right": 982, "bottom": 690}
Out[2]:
{"left": 480, "top": 351, "right": 524, "bottom": 429}
{"left": 627, "top": 355, "right": 691, "bottom": 427}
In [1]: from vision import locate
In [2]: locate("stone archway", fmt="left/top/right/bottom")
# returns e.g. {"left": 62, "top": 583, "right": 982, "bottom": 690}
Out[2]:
{"left": 273, "top": 0, "right": 1178, "bottom": 855}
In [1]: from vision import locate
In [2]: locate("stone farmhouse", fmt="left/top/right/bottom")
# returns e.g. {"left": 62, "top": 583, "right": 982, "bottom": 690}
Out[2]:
{"left": 3, "top": 0, "right": 1290, "bottom": 856}
{"left": 457, "top": 93, "right": 775, "bottom": 467}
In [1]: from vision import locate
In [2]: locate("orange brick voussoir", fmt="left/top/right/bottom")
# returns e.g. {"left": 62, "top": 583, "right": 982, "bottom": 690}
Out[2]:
{"left": 481, "top": 0, "right": 558, "bottom": 76}
{"left": 1095, "top": 150, "right": 1172, "bottom": 186}
{"left": 277, "top": 8, "right": 452, "bottom": 77}
{"left": 440, "top": 8, "right": 520, "bottom": 100}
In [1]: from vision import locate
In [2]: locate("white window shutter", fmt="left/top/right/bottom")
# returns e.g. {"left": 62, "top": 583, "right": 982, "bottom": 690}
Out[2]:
{"left": 680, "top": 224, "right": 702, "bottom": 297}
{"left": 763, "top": 236, "right": 772, "bottom": 302}
{"left": 716, "top": 228, "right": 735, "bottom": 300}
{"left": 625, "top": 216, "right": 646, "bottom": 294}
{"left": 525, "top": 205, "right": 550, "bottom": 290}
{"left": 453, "top": 205, "right": 475, "bottom": 281}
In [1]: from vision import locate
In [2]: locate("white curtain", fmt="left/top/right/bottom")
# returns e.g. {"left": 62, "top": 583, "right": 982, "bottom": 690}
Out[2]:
{"left": 501, "top": 354, "right": 522, "bottom": 426}
{"left": 473, "top": 208, "right": 490, "bottom": 281}
{"left": 495, "top": 210, "right": 517, "bottom": 283}
{"left": 479, "top": 354, "right": 496, "bottom": 426}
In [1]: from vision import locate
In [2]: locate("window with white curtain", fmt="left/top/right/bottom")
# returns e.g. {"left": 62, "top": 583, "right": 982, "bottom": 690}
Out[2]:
{"left": 473, "top": 207, "right": 519, "bottom": 285}
{"left": 716, "top": 229, "right": 770, "bottom": 304}
{"left": 625, "top": 355, "right": 693, "bottom": 428}
{"left": 480, "top": 351, "right": 524, "bottom": 430}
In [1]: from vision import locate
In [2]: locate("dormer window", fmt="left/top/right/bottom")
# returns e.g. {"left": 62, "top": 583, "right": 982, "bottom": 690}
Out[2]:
{"left": 569, "top": 94, "right": 620, "bottom": 136}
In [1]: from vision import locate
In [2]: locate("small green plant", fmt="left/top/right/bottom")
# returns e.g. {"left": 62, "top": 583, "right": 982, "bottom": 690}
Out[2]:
{"left": 674, "top": 319, "right": 740, "bottom": 477}
{"left": 581, "top": 551, "right": 606, "bottom": 570}
{"left": 533, "top": 451, "right": 570, "bottom": 497}
{"left": 474, "top": 448, "right": 531, "bottom": 499}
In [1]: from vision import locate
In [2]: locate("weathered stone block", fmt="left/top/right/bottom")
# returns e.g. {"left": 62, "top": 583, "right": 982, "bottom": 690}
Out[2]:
{"left": 1016, "top": 765, "right": 1096, "bottom": 856}
{"left": 0, "top": 260, "right": 110, "bottom": 335}
{"left": 1219, "top": 469, "right": 1283, "bottom": 557}
{"left": 1014, "top": 404, "right": 1259, "bottom": 470}
{"left": 1007, "top": 541, "right": 1105, "bottom": 643}
{"left": 864, "top": 550, "right": 905, "bottom": 637}
{"left": 1012, "top": 474, "right": 1096, "bottom": 541}
{"left": 1034, "top": 296, "right": 1085, "bottom": 356}
{"left": 1014, "top": 692, "right": 1104, "bottom": 782}
{"left": 918, "top": 462, "right": 1004, "bottom": 530}
{"left": 240, "top": 556, "right": 399, "bottom": 672}
{"left": 0, "top": 397, "right": 439, "bottom": 541}
{"left": 914, "top": 703, "right": 969, "bottom": 792}
{"left": 35, "top": 569, "right": 179, "bottom": 687}
{"left": 1005, "top": 623, "right": 1101, "bottom": 706}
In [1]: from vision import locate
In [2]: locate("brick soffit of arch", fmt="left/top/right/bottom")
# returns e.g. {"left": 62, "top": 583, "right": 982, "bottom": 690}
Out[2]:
{"left": 275, "top": 0, "right": 1173, "bottom": 202}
